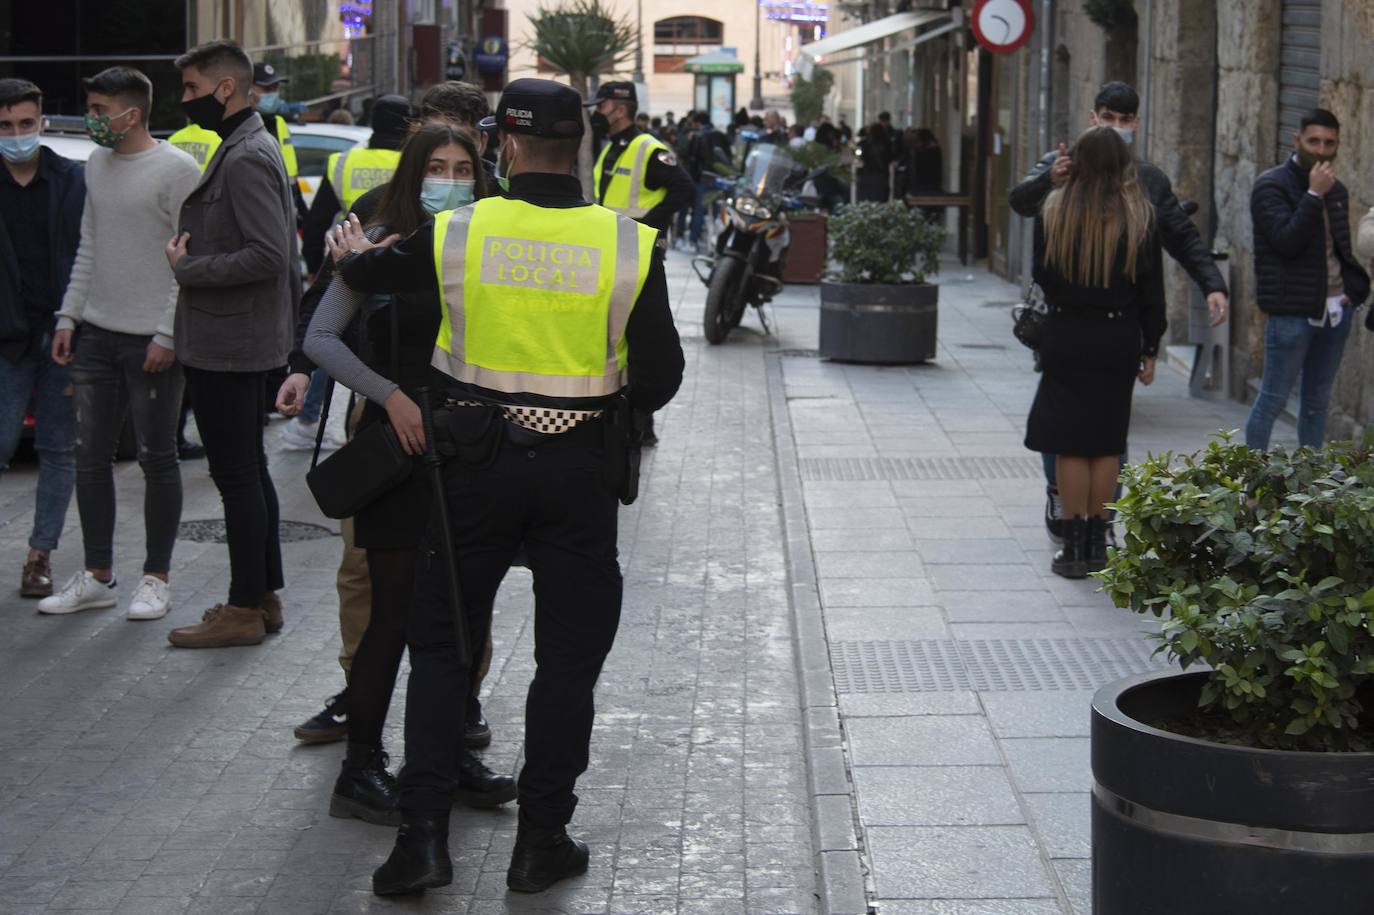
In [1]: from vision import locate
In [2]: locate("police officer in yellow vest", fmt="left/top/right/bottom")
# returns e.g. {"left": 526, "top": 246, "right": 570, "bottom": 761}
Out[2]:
{"left": 249, "top": 62, "right": 309, "bottom": 225}
{"left": 167, "top": 122, "right": 221, "bottom": 172}
{"left": 335, "top": 78, "right": 683, "bottom": 898}
{"left": 587, "top": 81, "right": 694, "bottom": 244}
{"left": 302, "top": 94, "right": 411, "bottom": 274}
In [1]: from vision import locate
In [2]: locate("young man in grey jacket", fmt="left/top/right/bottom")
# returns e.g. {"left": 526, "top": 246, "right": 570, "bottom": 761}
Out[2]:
{"left": 44, "top": 66, "right": 202, "bottom": 621}
{"left": 164, "top": 40, "right": 299, "bottom": 649}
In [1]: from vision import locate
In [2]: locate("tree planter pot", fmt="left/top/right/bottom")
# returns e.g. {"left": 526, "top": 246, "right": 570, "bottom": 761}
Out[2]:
{"left": 1092, "top": 670, "right": 1374, "bottom": 914}
{"left": 818, "top": 281, "right": 938, "bottom": 364}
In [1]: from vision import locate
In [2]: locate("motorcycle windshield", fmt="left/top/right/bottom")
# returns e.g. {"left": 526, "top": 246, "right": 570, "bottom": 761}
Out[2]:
{"left": 742, "top": 145, "right": 800, "bottom": 199}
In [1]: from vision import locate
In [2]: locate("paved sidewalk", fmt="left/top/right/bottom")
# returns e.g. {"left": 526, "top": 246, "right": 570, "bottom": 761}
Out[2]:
{"left": 755, "top": 262, "right": 1296, "bottom": 915}
{"left": 0, "top": 253, "right": 817, "bottom": 914}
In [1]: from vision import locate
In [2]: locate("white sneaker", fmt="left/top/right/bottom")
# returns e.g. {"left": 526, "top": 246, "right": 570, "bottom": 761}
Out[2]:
{"left": 279, "top": 418, "right": 342, "bottom": 451}
{"left": 127, "top": 575, "right": 172, "bottom": 621}
{"left": 37, "top": 571, "right": 118, "bottom": 615}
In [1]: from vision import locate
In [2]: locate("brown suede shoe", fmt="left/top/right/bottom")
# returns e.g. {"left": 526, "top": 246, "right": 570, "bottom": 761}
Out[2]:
{"left": 21, "top": 555, "right": 53, "bottom": 598}
{"left": 261, "top": 592, "right": 284, "bottom": 634}
{"left": 167, "top": 604, "right": 266, "bottom": 649}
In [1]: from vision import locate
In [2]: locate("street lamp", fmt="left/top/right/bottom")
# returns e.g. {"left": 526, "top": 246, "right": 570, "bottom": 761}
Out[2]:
{"left": 632, "top": 0, "right": 645, "bottom": 84}
{"left": 749, "top": 0, "right": 764, "bottom": 109}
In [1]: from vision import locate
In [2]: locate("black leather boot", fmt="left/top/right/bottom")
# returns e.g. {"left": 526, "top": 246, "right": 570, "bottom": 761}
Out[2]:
{"left": 1085, "top": 516, "right": 1109, "bottom": 573}
{"left": 1051, "top": 517, "right": 1089, "bottom": 579}
{"left": 455, "top": 748, "right": 517, "bottom": 808}
{"left": 372, "top": 811, "right": 452, "bottom": 896}
{"left": 330, "top": 743, "right": 400, "bottom": 826}
{"left": 507, "top": 823, "right": 589, "bottom": 893}
{"left": 464, "top": 696, "right": 492, "bottom": 748}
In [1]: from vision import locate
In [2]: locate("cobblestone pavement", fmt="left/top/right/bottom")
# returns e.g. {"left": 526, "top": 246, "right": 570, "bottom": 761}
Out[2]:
{"left": 0, "top": 253, "right": 818, "bottom": 915}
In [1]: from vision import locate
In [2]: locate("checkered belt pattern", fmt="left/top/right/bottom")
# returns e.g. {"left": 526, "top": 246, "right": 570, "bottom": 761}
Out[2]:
{"left": 449, "top": 400, "right": 604, "bottom": 435}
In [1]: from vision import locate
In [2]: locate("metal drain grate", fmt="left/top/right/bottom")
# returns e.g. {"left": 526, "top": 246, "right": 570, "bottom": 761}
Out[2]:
{"left": 831, "top": 638, "right": 1167, "bottom": 692}
{"left": 777, "top": 348, "right": 822, "bottom": 358}
{"left": 178, "top": 519, "right": 336, "bottom": 544}
{"left": 801, "top": 456, "right": 1043, "bottom": 482}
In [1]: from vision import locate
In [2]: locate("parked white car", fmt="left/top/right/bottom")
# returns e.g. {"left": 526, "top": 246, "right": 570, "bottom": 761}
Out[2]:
{"left": 288, "top": 122, "right": 371, "bottom": 207}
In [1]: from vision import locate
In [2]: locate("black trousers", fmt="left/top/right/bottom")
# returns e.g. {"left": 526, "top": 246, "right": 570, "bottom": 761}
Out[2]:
{"left": 399, "top": 424, "right": 622, "bottom": 827}
{"left": 183, "top": 367, "right": 284, "bottom": 607}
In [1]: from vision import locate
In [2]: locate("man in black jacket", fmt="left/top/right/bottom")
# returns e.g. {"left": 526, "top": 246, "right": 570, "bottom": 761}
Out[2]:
{"left": 1010, "top": 81, "right": 1229, "bottom": 540}
{"left": 1245, "top": 108, "right": 1370, "bottom": 451}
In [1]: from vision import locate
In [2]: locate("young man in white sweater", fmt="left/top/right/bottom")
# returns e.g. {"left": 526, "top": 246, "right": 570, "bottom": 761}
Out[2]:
{"left": 43, "top": 67, "right": 201, "bottom": 620}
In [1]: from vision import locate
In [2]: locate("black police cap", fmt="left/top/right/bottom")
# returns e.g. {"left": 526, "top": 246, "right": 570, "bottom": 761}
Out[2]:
{"left": 253, "top": 62, "right": 287, "bottom": 87}
{"left": 583, "top": 81, "right": 636, "bottom": 108}
{"left": 476, "top": 78, "right": 585, "bottom": 138}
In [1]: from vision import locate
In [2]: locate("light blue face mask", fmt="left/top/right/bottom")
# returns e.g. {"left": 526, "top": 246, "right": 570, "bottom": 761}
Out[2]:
{"left": 255, "top": 92, "right": 283, "bottom": 116}
{"left": 420, "top": 177, "right": 475, "bottom": 215}
{"left": 0, "top": 129, "right": 42, "bottom": 164}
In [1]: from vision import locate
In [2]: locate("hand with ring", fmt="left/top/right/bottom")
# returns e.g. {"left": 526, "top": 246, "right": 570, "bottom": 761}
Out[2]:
{"left": 324, "top": 213, "right": 401, "bottom": 266}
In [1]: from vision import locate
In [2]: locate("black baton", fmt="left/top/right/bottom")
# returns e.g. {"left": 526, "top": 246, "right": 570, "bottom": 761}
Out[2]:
{"left": 417, "top": 387, "right": 471, "bottom": 667}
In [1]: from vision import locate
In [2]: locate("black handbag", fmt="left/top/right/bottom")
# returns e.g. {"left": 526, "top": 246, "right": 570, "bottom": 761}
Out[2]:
{"left": 1011, "top": 283, "right": 1049, "bottom": 350}
{"left": 305, "top": 302, "right": 414, "bottom": 520}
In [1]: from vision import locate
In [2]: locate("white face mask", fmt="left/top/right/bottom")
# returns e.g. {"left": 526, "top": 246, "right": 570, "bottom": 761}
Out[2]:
{"left": 1092, "top": 113, "right": 1135, "bottom": 146}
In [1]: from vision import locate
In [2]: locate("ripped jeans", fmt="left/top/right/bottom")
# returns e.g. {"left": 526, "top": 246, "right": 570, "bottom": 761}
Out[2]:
{"left": 0, "top": 334, "right": 76, "bottom": 552}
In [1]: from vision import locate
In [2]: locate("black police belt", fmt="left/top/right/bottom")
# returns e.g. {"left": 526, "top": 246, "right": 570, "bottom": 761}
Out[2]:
{"left": 448, "top": 399, "right": 604, "bottom": 435}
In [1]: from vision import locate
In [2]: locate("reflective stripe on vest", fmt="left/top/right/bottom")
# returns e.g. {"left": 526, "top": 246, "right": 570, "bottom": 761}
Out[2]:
{"left": 327, "top": 147, "right": 401, "bottom": 216}
{"left": 168, "top": 124, "right": 222, "bottom": 172}
{"left": 594, "top": 133, "right": 669, "bottom": 220}
{"left": 430, "top": 197, "right": 657, "bottom": 399}
{"left": 272, "top": 114, "right": 298, "bottom": 179}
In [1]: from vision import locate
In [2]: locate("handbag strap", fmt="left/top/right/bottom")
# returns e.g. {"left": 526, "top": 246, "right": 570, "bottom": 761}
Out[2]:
{"left": 310, "top": 375, "right": 335, "bottom": 471}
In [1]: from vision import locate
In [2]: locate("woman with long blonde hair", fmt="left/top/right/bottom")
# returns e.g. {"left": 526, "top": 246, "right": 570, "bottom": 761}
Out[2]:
{"left": 1024, "top": 126, "right": 1165, "bottom": 578}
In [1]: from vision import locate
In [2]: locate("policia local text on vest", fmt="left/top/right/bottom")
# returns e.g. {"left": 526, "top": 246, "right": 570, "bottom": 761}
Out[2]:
{"left": 335, "top": 78, "right": 684, "bottom": 899}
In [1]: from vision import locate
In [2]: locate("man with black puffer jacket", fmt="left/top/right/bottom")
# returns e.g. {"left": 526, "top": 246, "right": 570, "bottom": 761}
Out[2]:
{"left": 1245, "top": 108, "right": 1370, "bottom": 452}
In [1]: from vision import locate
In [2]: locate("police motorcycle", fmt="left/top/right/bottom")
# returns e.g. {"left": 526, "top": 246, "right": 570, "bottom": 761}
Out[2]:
{"left": 692, "top": 141, "right": 822, "bottom": 345}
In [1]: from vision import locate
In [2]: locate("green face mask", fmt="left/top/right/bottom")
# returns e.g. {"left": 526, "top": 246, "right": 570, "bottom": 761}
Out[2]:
{"left": 1296, "top": 147, "right": 1337, "bottom": 171}
{"left": 85, "top": 109, "right": 134, "bottom": 149}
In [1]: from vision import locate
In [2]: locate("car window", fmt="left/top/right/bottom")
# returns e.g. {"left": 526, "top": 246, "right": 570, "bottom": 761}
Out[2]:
{"left": 292, "top": 136, "right": 359, "bottom": 177}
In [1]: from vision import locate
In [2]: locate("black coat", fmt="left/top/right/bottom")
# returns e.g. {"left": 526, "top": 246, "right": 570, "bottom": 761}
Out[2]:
{"left": 1250, "top": 157, "right": 1370, "bottom": 319}
{"left": 1011, "top": 149, "right": 1226, "bottom": 298}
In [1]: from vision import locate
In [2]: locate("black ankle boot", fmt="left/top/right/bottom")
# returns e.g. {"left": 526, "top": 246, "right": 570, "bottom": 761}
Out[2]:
{"left": 330, "top": 743, "right": 400, "bottom": 826}
{"left": 507, "top": 823, "right": 589, "bottom": 893}
{"left": 372, "top": 811, "right": 452, "bottom": 896}
{"left": 455, "top": 748, "right": 517, "bottom": 808}
{"left": 1051, "top": 517, "right": 1089, "bottom": 579}
{"left": 1085, "top": 516, "right": 1109, "bottom": 573}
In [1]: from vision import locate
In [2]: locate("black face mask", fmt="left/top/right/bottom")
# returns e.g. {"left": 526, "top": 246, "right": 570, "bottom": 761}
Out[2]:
{"left": 589, "top": 112, "right": 611, "bottom": 136}
{"left": 182, "top": 86, "right": 228, "bottom": 131}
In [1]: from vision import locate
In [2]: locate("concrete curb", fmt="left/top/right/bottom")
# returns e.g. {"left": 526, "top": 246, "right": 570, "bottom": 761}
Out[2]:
{"left": 764, "top": 349, "right": 872, "bottom": 915}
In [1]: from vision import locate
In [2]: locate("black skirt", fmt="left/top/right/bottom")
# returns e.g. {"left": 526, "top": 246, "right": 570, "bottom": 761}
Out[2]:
{"left": 1024, "top": 307, "right": 1142, "bottom": 458}
{"left": 352, "top": 400, "right": 432, "bottom": 550}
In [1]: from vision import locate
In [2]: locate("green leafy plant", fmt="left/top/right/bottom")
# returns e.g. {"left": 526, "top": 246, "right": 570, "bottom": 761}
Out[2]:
{"left": 790, "top": 67, "right": 834, "bottom": 126}
{"left": 827, "top": 201, "right": 944, "bottom": 285}
{"left": 1097, "top": 432, "right": 1374, "bottom": 751}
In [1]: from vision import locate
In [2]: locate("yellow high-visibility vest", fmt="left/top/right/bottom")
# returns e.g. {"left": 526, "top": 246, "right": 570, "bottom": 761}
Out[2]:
{"left": 593, "top": 133, "right": 670, "bottom": 220}
{"left": 168, "top": 124, "right": 222, "bottom": 172}
{"left": 327, "top": 147, "right": 401, "bottom": 216}
{"left": 431, "top": 196, "right": 657, "bottom": 399}
{"left": 269, "top": 113, "right": 298, "bottom": 179}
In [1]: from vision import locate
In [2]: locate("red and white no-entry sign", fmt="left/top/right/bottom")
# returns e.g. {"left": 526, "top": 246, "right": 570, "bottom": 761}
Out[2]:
{"left": 971, "top": 0, "right": 1035, "bottom": 54}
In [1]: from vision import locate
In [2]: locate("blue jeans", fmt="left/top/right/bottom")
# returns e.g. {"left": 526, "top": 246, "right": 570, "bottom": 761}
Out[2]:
{"left": 1245, "top": 310, "right": 1352, "bottom": 450}
{"left": 689, "top": 180, "right": 709, "bottom": 245}
{"left": 301, "top": 367, "right": 328, "bottom": 425}
{"left": 0, "top": 338, "right": 77, "bottom": 552}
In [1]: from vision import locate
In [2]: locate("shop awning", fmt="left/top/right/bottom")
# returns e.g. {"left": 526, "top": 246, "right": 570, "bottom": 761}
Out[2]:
{"left": 683, "top": 51, "right": 746, "bottom": 74}
{"left": 797, "top": 9, "right": 952, "bottom": 77}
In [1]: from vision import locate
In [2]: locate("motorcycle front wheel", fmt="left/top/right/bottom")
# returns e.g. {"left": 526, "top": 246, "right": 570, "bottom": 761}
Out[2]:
{"left": 703, "top": 256, "right": 744, "bottom": 345}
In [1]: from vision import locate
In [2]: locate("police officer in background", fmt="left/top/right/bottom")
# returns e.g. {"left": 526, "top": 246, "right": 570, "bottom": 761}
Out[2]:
{"left": 249, "top": 62, "right": 308, "bottom": 226}
{"left": 167, "top": 119, "right": 220, "bottom": 172}
{"left": 302, "top": 93, "right": 411, "bottom": 274}
{"left": 334, "top": 78, "right": 684, "bottom": 897}
{"left": 587, "top": 81, "right": 692, "bottom": 445}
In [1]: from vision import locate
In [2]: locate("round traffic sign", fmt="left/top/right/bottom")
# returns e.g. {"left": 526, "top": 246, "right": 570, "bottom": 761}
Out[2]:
{"left": 971, "top": 0, "right": 1035, "bottom": 55}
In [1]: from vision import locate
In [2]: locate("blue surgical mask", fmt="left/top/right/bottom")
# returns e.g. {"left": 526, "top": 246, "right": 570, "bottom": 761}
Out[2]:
{"left": 0, "top": 129, "right": 42, "bottom": 164}
{"left": 256, "top": 92, "right": 283, "bottom": 116}
{"left": 1112, "top": 126, "right": 1135, "bottom": 146}
{"left": 420, "top": 177, "right": 475, "bottom": 215}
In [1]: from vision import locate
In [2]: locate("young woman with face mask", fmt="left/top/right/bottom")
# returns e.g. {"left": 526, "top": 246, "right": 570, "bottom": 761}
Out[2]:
{"left": 302, "top": 123, "right": 510, "bottom": 825}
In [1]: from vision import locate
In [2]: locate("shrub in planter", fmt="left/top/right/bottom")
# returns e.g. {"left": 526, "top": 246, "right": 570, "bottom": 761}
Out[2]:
{"left": 1097, "top": 432, "right": 1374, "bottom": 751}
{"left": 819, "top": 202, "right": 945, "bottom": 363}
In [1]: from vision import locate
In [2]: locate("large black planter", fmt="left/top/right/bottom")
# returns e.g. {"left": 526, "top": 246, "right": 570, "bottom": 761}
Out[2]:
{"left": 818, "top": 281, "right": 937, "bottom": 364}
{"left": 1092, "top": 670, "right": 1374, "bottom": 914}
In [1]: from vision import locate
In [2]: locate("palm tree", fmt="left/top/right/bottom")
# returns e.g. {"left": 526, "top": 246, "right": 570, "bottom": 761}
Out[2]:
{"left": 526, "top": 0, "right": 637, "bottom": 196}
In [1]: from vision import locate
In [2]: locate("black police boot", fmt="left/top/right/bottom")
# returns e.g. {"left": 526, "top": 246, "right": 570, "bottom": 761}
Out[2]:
{"left": 294, "top": 691, "right": 347, "bottom": 744}
{"left": 455, "top": 748, "right": 517, "bottom": 808}
{"left": 507, "top": 822, "right": 589, "bottom": 893}
{"left": 638, "top": 413, "right": 659, "bottom": 447}
{"left": 1084, "top": 516, "right": 1110, "bottom": 574}
{"left": 1044, "top": 485, "right": 1064, "bottom": 544}
{"left": 372, "top": 811, "right": 452, "bottom": 896}
{"left": 330, "top": 743, "right": 400, "bottom": 826}
{"left": 464, "top": 696, "right": 492, "bottom": 748}
{"left": 1051, "top": 517, "right": 1089, "bottom": 580}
